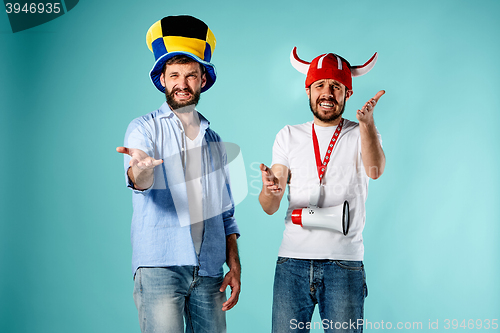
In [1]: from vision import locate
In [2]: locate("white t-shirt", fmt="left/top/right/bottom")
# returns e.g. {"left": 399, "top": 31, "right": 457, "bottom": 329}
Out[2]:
{"left": 186, "top": 132, "right": 204, "bottom": 255}
{"left": 271, "top": 119, "right": 381, "bottom": 261}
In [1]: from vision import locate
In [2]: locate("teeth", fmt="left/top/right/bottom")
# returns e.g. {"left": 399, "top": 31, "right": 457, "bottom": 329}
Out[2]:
{"left": 320, "top": 103, "right": 333, "bottom": 107}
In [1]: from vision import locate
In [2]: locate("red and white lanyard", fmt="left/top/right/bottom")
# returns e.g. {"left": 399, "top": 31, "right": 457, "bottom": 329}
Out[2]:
{"left": 312, "top": 119, "right": 343, "bottom": 184}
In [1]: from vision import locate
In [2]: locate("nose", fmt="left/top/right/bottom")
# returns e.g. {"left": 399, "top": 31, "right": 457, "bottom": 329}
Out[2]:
{"left": 176, "top": 76, "right": 189, "bottom": 90}
{"left": 321, "top": 86, "right": 334, "bottom": 98}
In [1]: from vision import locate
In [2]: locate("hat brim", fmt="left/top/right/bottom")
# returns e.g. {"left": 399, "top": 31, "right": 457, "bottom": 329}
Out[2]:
{"left": 150, "top": 52, "right": 216, "bottom": 93}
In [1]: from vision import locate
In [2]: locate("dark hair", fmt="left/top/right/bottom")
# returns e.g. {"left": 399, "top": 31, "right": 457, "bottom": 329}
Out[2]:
{"left": 162, "top": 55, "right": 206, "bottom": 75}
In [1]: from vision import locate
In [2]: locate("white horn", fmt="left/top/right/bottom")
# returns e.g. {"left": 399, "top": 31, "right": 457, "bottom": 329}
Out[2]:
{"left": 351, "top": 52, "right": 378, "bottom": 77}
{"left": 290, "top": 47, "right": 310, "bottom": 74}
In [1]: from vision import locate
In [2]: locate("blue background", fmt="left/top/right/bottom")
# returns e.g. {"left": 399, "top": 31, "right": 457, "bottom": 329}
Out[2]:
{"left": 1, "top": 0, "right": 499, "bottom": 332}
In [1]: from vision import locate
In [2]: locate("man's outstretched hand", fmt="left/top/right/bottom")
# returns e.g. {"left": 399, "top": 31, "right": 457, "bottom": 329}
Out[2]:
{"left": 116, "top": 147, "right": 163, "bottom": 169}
{"left": 260, "top": 163, "right": 282, "bottom": 193}
{"left": 116, "top": 147, "right": 163, "bottom": 190}
{"left": 356, "top": 90, "right": 385, "bottom": 125}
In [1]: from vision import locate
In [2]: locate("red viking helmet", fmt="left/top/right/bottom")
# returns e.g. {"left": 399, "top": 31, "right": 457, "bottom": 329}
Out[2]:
{"left": 290, "top": 47, "right": 378, "bottom": 91}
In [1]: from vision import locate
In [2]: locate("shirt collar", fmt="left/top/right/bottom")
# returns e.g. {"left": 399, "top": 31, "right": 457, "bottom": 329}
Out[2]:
{"left": 157, "top": 102, "right": 210, "bottom": 130}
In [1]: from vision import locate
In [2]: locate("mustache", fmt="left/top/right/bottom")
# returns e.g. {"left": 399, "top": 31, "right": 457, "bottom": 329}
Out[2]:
{"left": 171, "top": 87, "right": 195, "bottom": 95}
{"left": 316, "top": 97, "right": 337, "bottom": 105}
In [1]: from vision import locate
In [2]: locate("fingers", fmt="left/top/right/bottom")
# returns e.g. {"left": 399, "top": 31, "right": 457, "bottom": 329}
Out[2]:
{"left": 260, "top": 163, "right": 283, "bottom": 193}
{"left": 134, "top": 158, "right": 163, "bottom": 169}
{"left": 373, "top": 90, "right": 385, "bottom": 102}
{"left": 357, "top": 90, "right": 385, "bottom": 124}
{"left": 119, "top": 147, "right": 163, "bottom": 169}
{"left": 220, "top": 270, "right": 241, "bottom": 311}
{"left": 361, "top": 90, "right": 385, "bottom": 113}
{"left": 219, "top": 277, "right": 229, "bottom": 293}
{"left": 222, "top": 288, "right": 239, "bottom": 311}
{"left": 222, "top": 286, "right": 240, "bottom": 311}
{"left": 152, "top": 159, "right": 164, "bottom": 167}
{"left": 220, "top": 278, "right": 240, "bottom": 311}
{"left": 267, "top": 184, "right": 282, "bottom": 193}
{"left": 366, "top": 90, "right": 385, "bottom": 110}
{"left": 116, "top": 146, "right": 130, "bottom": 155}
{"left": 260, "top": 163, "right": 274, "bottom": 178}
{"left": 117, "top": 147, "right": 148, "bottom": 159}
{"left": 362, "top": 102, "right": 372, "bottom": 112}
{"left": 264, "top": 178, "right": 282, "bottom": 192}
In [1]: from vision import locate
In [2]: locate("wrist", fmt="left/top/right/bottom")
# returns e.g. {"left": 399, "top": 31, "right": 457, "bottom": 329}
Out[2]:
{"left": 229, "top": 266, "right": 241, "bottom": 274}
{"left": 227, "top": 258, "right": 241, "bottom": 272}
{"left": 359, "top": 119, "right": 375, "bottom": 129}
{"left": 130, "top": 166, "right": 154, "bottom": 190}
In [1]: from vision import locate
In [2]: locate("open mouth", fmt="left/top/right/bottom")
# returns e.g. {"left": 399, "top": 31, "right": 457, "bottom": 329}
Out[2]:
{"left": 174, "top": 91, "right": 192, "bottom": 100}
{"left": 318, "top": 100, "right": 336, "bottom": 111}
{"left": 319, "top": 102, "right": 334, "bottom": 109}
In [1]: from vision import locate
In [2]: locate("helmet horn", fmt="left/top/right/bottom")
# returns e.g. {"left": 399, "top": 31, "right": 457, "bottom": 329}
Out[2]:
{"left": 350, "top": 53, "right": 378, "bottom": 77}
{"left": 290, "top": 47, "right": 310, "bottom": 74}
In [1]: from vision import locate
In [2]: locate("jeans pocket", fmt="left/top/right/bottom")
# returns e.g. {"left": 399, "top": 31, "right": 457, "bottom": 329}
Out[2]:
{"left": 334, "top": 260, "right": 364, "bottom": 271}
{"left": 133, "top": 268, "right": 143, "bottom": 310}
{"left": 276, "top": 257, "right": 290, "bottom": 265}
{"left": 133, "top": 268, "right": 143, "bottom": 292}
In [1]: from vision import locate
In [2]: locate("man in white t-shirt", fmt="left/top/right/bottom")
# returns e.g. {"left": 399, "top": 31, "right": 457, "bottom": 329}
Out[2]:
{"left": 259, "top": 47, "right": 385, "bottom": 333}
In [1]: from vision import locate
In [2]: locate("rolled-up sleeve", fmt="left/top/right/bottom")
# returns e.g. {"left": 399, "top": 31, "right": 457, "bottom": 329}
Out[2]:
{"left": 221, "top": 149, "right": 240, "bottom": 238}
{"left": 123, "top": 117, "right": 155, "bottom": 194}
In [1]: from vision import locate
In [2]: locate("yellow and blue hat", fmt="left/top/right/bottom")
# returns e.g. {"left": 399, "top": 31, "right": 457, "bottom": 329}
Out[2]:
{"left": 146, "top": 15, "right": 217, "bottom": 93}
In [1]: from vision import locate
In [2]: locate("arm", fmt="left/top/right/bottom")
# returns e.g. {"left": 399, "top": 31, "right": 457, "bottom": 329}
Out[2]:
{"left": 258, "top": 163, "right": 289, "bottom": 215}
{"left": 116, "top": 147, "right": 163, "bottom": 190}
{"left": 356, "top": 90, "right": 386, "bottom": 180}
{"left": 220, "top": 233, "right": 241, "bottom": 311}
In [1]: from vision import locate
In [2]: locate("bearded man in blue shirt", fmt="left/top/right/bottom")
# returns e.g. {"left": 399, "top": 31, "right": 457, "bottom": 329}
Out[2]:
{"left": 116, "top": 15, "right": 241, "bottom": 333}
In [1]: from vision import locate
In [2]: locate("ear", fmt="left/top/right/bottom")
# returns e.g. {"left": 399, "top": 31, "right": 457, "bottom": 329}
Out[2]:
{"left": 345, "top": 89, "right": 353, "bottom": 101}
{"left": 160, "top": 72, "right": 166, "bottom": 88}
{"left": 201, "top": 73, "right": 207, "bottom": 89}
{"left": 305, "top": 87, "right": 311, "bottom": 99}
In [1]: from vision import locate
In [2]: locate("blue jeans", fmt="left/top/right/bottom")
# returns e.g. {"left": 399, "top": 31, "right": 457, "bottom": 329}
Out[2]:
{"left": 272, "top": 258, "right": 367, "bottom": 333}
{"left": 133, "top": 266, "right": 226, "bottom": 333}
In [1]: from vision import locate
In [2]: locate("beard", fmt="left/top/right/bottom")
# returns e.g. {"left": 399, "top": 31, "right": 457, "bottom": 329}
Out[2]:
{"left": 309, "top": 95, "right": 346, "bottom": 123}
{"left": 165, "top": 86, "right": 201, "bottom": 112}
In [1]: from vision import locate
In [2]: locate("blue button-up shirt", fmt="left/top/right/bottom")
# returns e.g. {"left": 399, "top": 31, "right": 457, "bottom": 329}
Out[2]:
{"left": 123, "top": 102, "right": 240, "bottom": 277}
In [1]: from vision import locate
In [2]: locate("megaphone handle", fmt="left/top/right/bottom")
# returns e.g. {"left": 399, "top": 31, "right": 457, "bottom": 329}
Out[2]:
{"left": 309, "top": 185, "right": 321, "bottom": 208}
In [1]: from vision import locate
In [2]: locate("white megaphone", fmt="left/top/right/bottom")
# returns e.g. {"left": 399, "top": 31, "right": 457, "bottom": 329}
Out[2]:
{"left": 291, "top": 201, "right": 350, "bottom": 235}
